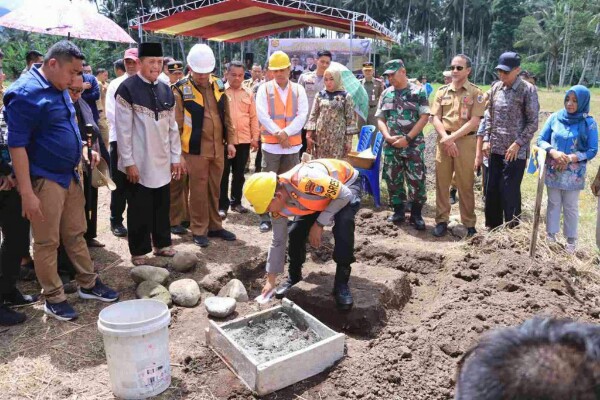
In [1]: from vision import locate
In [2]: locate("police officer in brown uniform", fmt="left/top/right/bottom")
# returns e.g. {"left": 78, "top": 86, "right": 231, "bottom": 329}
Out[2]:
{"left": 359, "top": 62, "right": 385, "bottom": 130}
{"left": 430, "top": 54, "right": 485, "bottom": 237}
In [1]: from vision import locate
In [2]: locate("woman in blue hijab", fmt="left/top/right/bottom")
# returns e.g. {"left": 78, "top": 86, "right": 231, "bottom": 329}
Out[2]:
{"left": 538, "top": 85, "right": 598, "bottom": 253}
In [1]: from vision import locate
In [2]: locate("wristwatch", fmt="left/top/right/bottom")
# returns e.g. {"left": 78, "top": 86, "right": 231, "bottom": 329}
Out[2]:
{"left": 405, "top": 135, "right": 413, "bottom": 143}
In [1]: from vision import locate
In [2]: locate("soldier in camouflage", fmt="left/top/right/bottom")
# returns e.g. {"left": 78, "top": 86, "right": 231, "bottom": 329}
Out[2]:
{"left": 376, "top": 59, "right": 430, "bottom": 229}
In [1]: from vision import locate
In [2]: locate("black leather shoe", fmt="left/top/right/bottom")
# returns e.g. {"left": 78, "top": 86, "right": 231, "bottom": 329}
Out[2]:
{"left": 433, "top": 222, "right": 448, "bottom": 237}
{"left": 259, "top": 221, "right": 272, "bottom": 233}
{"left": 181, "top": 221, "right": 190, "bottom": 229}
{"left": 409, "top": 203, "right": 426, "bottom": 231}
{"left": 450, "top": 188, "right": 458, "bottom": 205}
{"left": 387, "top": 204, "right": 405, "bottom": 224}
{"left": 467, "top": 227, "right": 477, "bottom": 237}
{"left": 193, "top": 235, "right": 209, "bottom": 247}
{"left": 333, "top": 282, "right": 353, "bottom": 310}
{"left": 208, "top": 229, "right": 236, "bottom": 241}
{"left": 3, "top": 289, "right": 39, "bottom": 306}
{"left": 274, "top": 278, "right": 300, "bottom": 299}
{"left": 111, "top": 224, "right": 128, "bottom": 237}
{"left": 170, "top": 225, "right": 187, "bottom": 235}
{"left": 0, "top": 304, "right": 26, "bottom": 326}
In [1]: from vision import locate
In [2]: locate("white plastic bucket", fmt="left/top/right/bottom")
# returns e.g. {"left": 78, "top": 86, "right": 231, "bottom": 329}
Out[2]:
{"left": 98, "top": 299, "right": 171, "bottom": 399}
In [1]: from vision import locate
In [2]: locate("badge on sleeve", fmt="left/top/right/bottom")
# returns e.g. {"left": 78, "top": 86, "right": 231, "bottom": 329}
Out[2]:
{"left": 477, "top": 95, "right": 484, "bottom": 103}
{"left": 182, "top": 85, "right": 194, "bottom": 100}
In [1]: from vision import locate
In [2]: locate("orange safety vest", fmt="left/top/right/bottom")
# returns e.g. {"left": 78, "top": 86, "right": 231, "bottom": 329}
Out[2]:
{"left": 276, "top": 159, "right": 356, "bottom": 217}
{"left": 260, "top": 80, "right": 303, "bottom": 146}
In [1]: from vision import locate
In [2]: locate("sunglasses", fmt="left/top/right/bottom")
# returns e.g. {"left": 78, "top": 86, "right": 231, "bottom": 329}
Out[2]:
{"left": 69, "top": 88, "right": 83, "bottom": 94}
{"left": 449, "top": 65, "right": 465, "bottom": 71}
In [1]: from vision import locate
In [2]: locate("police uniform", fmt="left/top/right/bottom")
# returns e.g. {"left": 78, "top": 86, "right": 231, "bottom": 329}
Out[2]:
{"left": 430, "top": 80, "right": 485, "bottom": 229}
{"left": 172, "top": 75, "right": 236, "bottom": 242}
{"left": 359, "top": 63, "right": 384, "bottom": 129}
{"left": 375, "top": 61, "right": 429, "bottom": 213}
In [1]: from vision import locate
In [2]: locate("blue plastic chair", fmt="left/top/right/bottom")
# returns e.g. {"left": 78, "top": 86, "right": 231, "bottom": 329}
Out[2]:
{"left": 356, "top": 131, "right": 384, "bottom": 207}
{"left": 356, "top": 125, "right": 376, "bottom": 152}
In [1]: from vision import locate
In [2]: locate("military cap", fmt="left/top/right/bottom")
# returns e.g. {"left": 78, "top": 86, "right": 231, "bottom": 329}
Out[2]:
{"left": 383, "top": 59, "right": 405, "bottom": 75}
{"left": 167, "top": 60, "right": 183, "bottom": 73}
{"left": 362, "top": 62, "right": 374, "bottom": 70}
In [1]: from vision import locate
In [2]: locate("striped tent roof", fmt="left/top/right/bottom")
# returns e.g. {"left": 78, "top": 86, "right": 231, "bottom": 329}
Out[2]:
{"left": 132, "top": 0, "right": 398, "bottom": 43}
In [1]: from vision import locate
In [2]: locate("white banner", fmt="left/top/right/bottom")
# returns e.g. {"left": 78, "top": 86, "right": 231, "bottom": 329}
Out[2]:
{"left": 268, "top": 38, "right": 372, "bottom": 72}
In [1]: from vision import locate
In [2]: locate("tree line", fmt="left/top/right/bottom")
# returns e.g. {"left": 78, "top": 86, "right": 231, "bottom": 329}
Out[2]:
{"left": 0, "top": 0, "right": 597, "bottom": 87}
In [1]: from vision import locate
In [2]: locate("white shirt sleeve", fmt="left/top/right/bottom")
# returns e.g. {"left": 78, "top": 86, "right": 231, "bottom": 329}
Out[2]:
{"left": 168, "top": 107, "right": 181, "bottom": 163}
{"left": 105, "top": 79, "right": 118, "bottom": 141}
{"left": 115, "top": 90, "right": 135, "bottom": 168}
{"left": 256, "top": 83, "right": 281, "bottom": 135}
{"left": 282, "top": 83, "right": 308, "bottom": 136}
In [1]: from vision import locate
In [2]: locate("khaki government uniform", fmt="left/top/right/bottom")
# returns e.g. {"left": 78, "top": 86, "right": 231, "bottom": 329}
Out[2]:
{"left": 173, "top": 77, "right": 236, "bottom": 236}
{"left": 359, "top": 77, "right": 385, "bottom": 129}
{"left": 430, "top": 81, "right": 485, "bottom": 228}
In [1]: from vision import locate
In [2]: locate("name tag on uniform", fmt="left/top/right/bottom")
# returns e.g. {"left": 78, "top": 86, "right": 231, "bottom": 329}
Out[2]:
{"left": 183, "top": 85, "right": 194, "bottom": 100}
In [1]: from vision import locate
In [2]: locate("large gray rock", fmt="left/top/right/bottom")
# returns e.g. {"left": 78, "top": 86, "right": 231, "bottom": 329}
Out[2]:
{"left": 218, "top": 279, "right": 249, "bottom": 302}
{"left": 136, "top": 281, "right": 172, "bottom": 307}
{"left": 169, "top": 279, "right": 201, "bottom": 307}
{"left": 130, "top": 265, "right": 170, "bottom": 285}
{"left": 171, "top": 252, "right": 198, "bottom": 272}
{"left": 451, "top": 224, "right": 468, "bottom": 239}
{"left": 204, "top": 296, "right": 236, "bottom": 318}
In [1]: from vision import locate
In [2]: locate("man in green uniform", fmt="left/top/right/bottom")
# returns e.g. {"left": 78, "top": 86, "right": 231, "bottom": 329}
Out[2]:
{"left": 376, "top": 59, "right": 430, "bottom": 229}
{"left": 359, "top": 62, "right": 385, "bottom": 130}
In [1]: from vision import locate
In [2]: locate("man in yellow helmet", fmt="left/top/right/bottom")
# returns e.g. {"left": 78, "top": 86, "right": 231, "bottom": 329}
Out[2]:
{"left": 243, "top": 158, "right": 360, "bottom": 309}
{"left": 255, "top": 50, "right": 309, "bottom": 233}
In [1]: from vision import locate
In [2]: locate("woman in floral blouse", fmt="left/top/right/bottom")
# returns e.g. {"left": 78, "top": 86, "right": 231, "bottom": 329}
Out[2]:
{"left": 305, "top": 64, "right": 357, "bottom": 159}
{"left": 537, "top": 85, "right": 598, "bottom": 253}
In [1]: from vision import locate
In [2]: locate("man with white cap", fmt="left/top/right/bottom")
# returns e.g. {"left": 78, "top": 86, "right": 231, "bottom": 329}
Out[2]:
{"left": 106, "top": 47, "right": 140, "bottom": 238}
{"left": 255, "top": 50, "right": 308, "bottom": 232}
{"left": 173, "top": 44, "right": 237, "bottom": 248}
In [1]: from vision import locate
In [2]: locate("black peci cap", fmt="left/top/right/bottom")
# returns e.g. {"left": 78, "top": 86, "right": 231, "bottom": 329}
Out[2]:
{"left": 138, "top": 42, "right": 163, "bottom": 58}
{"left": 495, "top": 52, "right": 521, "bottom": 72}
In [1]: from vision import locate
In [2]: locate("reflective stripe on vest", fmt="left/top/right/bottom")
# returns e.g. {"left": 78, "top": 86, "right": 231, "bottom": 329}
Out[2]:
{"left": 260, "top": 81, "right": 302, "bottom": 146}
{"left": 277, "top": 159, "right": 356, "bottom": 217}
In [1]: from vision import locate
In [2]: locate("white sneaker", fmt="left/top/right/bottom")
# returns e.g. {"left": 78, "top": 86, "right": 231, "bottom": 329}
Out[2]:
{"left": 566, "top": 243, "right": 576, "bottom": 254}
{"left": 546, "top": 234, "right": 557, "bottom": 243}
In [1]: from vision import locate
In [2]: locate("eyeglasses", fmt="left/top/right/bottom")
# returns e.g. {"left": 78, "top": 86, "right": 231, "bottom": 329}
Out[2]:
{"left": 449, "top": 66, "right": 464, "bottom": 71}
{"left": 69, "top": 88, "right": 83, "bottom": 94}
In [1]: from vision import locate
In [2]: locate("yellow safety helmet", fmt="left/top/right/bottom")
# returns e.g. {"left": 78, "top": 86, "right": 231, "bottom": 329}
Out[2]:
{"left": 268, "top": 51, "right": 291, "bottom": 70}
{"left": 242, "top": 172, "right": 278, "bottom": 214}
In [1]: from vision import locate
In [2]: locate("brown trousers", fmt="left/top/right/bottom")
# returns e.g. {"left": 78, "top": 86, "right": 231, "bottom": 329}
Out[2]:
{"left": 97, "top": 116, "right": 110, "bottom": 150}
{"left": 169, "top": 175, "right": 189, "bottom": 226}
{"left": 184, "top": 153, "right": 224, "bottom": 236}
{"left": 435, "top": 135, "right": 477, "bottom": 228}
{"left": 31, "top": 178, "right": 97, "bottom": 303}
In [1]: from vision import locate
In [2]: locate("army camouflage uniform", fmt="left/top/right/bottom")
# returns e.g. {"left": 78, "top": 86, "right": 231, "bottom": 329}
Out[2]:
{"left": 375, "top": 82, "right": 430, "bottom": 206}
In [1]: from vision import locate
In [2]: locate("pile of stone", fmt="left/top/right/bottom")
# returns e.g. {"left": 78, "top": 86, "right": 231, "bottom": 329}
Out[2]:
{"left": 131, "top": 252, "right": 202, "bottom": 307}
{"left": 204, "top": 279, "right": 249, "bottom": 319}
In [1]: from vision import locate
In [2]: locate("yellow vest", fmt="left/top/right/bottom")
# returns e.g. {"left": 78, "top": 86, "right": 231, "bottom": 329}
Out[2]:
{"left": 173, "top": 75, "right": 226, "bottom": 154}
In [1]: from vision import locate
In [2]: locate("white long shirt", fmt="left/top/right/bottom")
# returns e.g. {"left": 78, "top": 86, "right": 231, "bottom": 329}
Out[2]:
{"left": 256, "top": 80, "right": 308, "bottom": 155}
{"left": 105, "top": 74, "right": 129, "bottom": 143}
{"left": 115, "top": 73, "right": 181, "bottom": 189}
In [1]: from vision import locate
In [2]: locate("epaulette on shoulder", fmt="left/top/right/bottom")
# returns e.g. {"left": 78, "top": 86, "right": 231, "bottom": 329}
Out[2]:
{"left": 212, "top": 76, "right": 225, "bottom": 91}
{"left": 174, "top": 77, "right": 188, "bottom": 87}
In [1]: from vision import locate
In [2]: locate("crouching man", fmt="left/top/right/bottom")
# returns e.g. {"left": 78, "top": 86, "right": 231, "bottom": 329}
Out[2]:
{"left": 243, "top": 158, "right": 360, "bottom": 309}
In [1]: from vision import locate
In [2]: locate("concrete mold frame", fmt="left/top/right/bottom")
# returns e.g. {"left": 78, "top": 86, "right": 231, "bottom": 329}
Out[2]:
{"left": 205, "top": 299, "right": 345, "bottom": 396}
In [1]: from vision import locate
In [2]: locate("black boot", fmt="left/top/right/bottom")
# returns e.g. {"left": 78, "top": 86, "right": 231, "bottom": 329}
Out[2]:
{"left": 274, "top": 266, "right": 302, "bottom": 299}
{"left": 387, "top": 203, "right": 405, "bottom": 224}
{"left": 333, "top": 264, "right": 353, "bottom": 310}
{"left": 409, "top": 203, "right": 426, "bottom": 231}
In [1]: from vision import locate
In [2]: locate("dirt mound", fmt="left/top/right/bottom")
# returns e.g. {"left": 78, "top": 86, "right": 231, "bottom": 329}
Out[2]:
{"left": 318, "top": 241, "right": 600, "bottom": 400}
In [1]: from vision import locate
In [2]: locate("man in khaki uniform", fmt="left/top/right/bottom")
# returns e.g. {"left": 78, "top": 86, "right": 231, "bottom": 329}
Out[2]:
{"left": 95, "top": 68, "right": 109, "bottom": 149}
{"left": 430, "top": 54, "right": 485, "bottom": 237}
{"left": 173, "top": 44, "right": 237, "bottom": 248}
{"left": 359, "top": 62, "right": 385, "bottom": 130}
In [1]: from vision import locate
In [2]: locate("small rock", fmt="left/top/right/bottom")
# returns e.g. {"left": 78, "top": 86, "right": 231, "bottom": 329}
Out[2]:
{"left": 439, "top": 343, "right": 463, "bottom": 358}
{"left": 588, "top": 308, "right": 600, "bottom": 318}
{"left": 497, "top": 280, "right": 521, "bottom": 292}
{"left": 218, "top": 279, "right": 249, "bottom": 302}
{"left": 454, "top": 270, "right": 479, "bottom": 282}
{"left": 136, "top": 281, "right": 172, "bottom": 307}
{"left": 358, "top": 209, "right": 373, "bottom": 219}
{"left": 130, "top": 265, "right": 170, "bottom": 285}
{"left": 451, "top": 224, "right": 468, "bottom": 238}
{"left": 204, "top": 296, "right": 236, "bottom": 318}
{"left": 171, "top": 252, "right": 198, "bottom": 272}
{"left": 169, "top": 279, "right": 201, "bottom": 307}
{"left": 399, "top": 346, "right": 412, "bottom": 359}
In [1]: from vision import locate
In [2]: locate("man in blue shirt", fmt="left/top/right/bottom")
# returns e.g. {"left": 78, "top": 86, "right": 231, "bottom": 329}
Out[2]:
{"left": 5, "top": 40, "right": 119, "bottom": 321}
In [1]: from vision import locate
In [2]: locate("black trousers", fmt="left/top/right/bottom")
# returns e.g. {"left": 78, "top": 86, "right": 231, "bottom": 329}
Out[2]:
{"left": 299, "top": 128, "right": 308, "bottom": 157}
{"left": 255, "top": 140, "right": 262, "bottom": 173}
{"left": 83, "top": 172, "right": 98, "bottom": 240}
{"left": 124, "top": 182, "right": 171, "bottom": 256}
{"left": 288, "top": 181, "right": 361, "bottom": 283}
{"left": 109, "top": 141, "right": 128, "bottom": 227}
{"left": 484, "top": 153, "right": 526, "bottom": 229}
{"left": 0, "top": 189, "right": 30, "bottom": 300}
{"left": 219, "top": 143, "right": 251, "bottom": 210}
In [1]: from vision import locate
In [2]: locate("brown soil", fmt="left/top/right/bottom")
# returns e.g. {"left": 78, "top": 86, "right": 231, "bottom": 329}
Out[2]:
{"left": 1, "top": 175, "right": 599, "bottom": 399}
